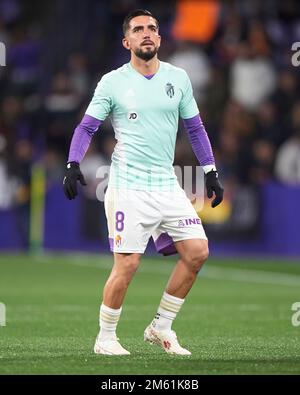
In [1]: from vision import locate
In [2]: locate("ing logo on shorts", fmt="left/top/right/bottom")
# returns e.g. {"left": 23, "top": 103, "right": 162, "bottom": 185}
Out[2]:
{"left": 178, "top": 218, "right": 201, "bottom": 227}
{"left": 178, "top": 220, "right": 185, "bottom": 227}
{"left": 115, "top": 235, "right": 122, "bottom": 247}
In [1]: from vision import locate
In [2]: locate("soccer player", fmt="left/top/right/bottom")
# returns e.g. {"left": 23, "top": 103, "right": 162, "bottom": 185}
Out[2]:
{"left": 63, "top": 9, "right": 223, "bottom": 356}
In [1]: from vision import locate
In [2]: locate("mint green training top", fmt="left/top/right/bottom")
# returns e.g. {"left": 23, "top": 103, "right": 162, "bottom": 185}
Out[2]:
{"left": 85, "top": 61, "right": 199, "bottom": 190}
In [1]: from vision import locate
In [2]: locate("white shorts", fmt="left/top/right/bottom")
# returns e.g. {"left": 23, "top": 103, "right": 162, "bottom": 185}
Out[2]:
{"left": 104, "top": 184, "right": 207, "bottom": 254}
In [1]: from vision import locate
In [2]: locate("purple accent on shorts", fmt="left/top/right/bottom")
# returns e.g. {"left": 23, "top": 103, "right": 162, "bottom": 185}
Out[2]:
{"left": 183, "top": 114, "right": 215, "bottom": 167}
{"left": 154, "top": 233, "right": 177, "bottom": 256}
{"left": 144, "top": 74, "right": 155, "bottom": 79}
{"left": 68, "top": 114, "right": 102, "bottom": 163}
{"left": 109, "top": 237, "right": 114, "bottom": 252}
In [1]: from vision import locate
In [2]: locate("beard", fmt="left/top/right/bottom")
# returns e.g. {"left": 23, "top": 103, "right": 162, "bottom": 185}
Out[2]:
{"left": 134, "top": 45, "right": 158, "bottom": 61}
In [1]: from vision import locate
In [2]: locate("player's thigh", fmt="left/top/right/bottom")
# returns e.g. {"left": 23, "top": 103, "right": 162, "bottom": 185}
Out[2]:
{"left": 104, "top": 187, "right": 160, "bottom": 253}
{"left": 158, "top": 185, "right": 207, "bottom": 244}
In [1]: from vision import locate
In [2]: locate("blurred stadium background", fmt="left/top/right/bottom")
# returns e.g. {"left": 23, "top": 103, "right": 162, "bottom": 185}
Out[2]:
{"left": 1, "top": 0, "right": 300, "bottom": 375}
{"left": 1, "top": 0, "right": 300, "bottom": 255}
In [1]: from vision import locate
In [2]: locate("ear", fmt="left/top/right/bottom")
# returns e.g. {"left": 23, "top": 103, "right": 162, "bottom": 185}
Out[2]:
{"left": 157, "top": 34, "right": 161, "bottom": 49}
{"left": 122, "top": 37, "right": 130, "bottom": 50}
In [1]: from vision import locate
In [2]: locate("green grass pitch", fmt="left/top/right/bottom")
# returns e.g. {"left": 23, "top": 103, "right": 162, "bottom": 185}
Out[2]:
{"left": 0, "top": 253, "right": 300, "bottom": 375}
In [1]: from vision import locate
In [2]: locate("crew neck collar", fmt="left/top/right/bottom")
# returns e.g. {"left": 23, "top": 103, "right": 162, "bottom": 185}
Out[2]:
{"left": 129, "top": 60, "right": 161, "bottom": 80}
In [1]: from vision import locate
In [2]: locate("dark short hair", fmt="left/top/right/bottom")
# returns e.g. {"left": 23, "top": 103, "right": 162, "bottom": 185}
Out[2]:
{"left": 123, "top": 9, "right": 158, "bottom": 35}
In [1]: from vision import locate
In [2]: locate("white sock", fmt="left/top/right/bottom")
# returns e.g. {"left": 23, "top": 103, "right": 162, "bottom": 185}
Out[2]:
{"left": 151, "top": 292, "right": 185, "bottom": 332}
{"left": 99, "top": 303, "right": 122, "bottom": 341}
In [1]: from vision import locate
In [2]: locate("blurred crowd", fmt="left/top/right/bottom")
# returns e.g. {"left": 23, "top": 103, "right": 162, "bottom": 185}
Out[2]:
{"left": 1, "top": 0, "right": 300, "bottom": 213}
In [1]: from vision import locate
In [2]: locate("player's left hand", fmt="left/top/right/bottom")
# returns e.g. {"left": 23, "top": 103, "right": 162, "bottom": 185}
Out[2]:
{"left": 205, "top": 170, "right": 224, "bottom": 208}
{"left": 63, "top": 162, "right": 87, "bottom": 200}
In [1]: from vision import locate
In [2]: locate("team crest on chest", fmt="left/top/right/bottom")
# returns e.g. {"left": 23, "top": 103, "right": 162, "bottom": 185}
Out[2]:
{"left": 165, "top": 82, "right": 175, "bottom": 98}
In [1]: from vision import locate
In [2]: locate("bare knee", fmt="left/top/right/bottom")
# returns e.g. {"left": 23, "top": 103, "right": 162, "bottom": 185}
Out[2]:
{"left": 120, "top": 253, "right": 141, "bottom": 277}
{"left": 110, "top": 253, "right": 141, "bottom": 286}
{"left": 181, "top": 242, "right": 209, "bottom": 273}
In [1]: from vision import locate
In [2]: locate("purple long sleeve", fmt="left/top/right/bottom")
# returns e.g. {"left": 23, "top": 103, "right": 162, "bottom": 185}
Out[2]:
{"left": 68, "top": 114, "right": 102, "bottom": 163}
{"left": 183, "top": 114, "right": 215, "bottom": 167}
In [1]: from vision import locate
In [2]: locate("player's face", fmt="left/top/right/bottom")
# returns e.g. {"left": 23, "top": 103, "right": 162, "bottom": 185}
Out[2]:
{"left": 123, "top": 15, "right": 161, "bottom": 61}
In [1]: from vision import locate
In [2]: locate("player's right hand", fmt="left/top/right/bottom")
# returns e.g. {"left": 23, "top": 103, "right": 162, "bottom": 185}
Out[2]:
{"left": 63, "top": 162, "right": 87, "bottom": 200}
{"left": 205, "top": 169, "right": 224, "bottom": 208}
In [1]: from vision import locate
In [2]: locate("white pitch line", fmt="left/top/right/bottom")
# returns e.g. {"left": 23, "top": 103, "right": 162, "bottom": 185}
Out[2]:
{"left": 40, "top": 256, "right": 300, "bottom": 288}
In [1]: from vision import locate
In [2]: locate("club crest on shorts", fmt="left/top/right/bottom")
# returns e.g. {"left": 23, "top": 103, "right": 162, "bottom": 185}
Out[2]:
{"left": 115, "top": 235, "right": 122, "bottom": 247}
{"left": 165, "top": 82, "right": 175, "bottom": 98}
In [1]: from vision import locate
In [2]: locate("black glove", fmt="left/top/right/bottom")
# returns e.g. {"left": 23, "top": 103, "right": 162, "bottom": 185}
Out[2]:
{"left": 205, "top": 170, "right": 224, "bottom": 208}
{"left": 63, "top": 162, "right": 87, "bottom": 200}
